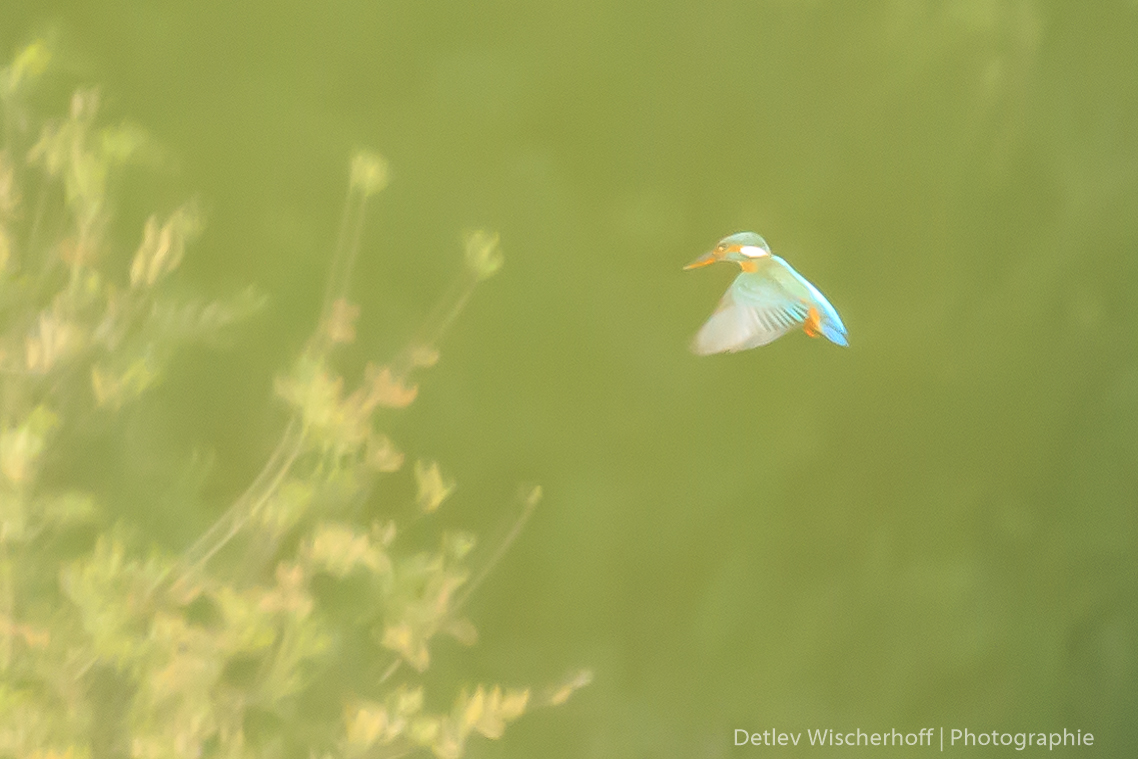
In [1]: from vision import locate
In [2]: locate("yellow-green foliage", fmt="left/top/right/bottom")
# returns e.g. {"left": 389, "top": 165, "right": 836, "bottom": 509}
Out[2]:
{"left": 0, "top": 41, "right": 587, "bottom": 759}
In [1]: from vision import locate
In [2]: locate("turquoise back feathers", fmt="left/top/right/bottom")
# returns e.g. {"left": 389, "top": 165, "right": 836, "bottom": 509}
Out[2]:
{"left": 684, "top": 233, "right": 847, "bottom": 355}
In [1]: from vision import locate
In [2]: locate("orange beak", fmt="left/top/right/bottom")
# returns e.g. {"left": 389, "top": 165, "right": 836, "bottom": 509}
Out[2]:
{"left": 683, "top": 251, "right": 720, "bottom": 270}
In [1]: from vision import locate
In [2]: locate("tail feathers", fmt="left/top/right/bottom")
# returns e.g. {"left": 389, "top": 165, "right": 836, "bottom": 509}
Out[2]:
{"left": 803, "top": 306, "right": 848, "bottom": 346}
{"left": 820, "top": 319, "right": 848, "bottom": 346}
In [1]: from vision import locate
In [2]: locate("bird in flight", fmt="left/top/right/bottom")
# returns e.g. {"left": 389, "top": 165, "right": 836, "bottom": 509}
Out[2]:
{"left": 684, "top": 231, "right": 848, "bottom": 354}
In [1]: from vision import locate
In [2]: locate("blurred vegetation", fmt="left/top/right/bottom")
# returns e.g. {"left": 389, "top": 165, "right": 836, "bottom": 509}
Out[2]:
{"left": 0, "top": 41, "right": 586, "bottom": 759}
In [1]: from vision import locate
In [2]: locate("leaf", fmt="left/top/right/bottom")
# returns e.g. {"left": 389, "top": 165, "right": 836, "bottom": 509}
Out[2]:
{"left": 451, "top": 685, "right": 529, "bottom": 742}
{"left": 147, "top": 286, "right": 267, "bottom": 340}
{"left": 274, "top": 360, "right": 344, "bottom": 430}
{"left": 544, "top": 669, "right": 593, "bottom": 706}
{"left": 306, "top": 522, "right": 391, "bottom": 577}
{"left": 255, "top": 479, "right": 314, "bottom": 534}
{"left": 255, "top": 562, "right": 314, "bottom": 619}
{"left": 409, "top": 344, "right": 440, "bottom": 368}
{"left": 366, "top": 364, "right": 418, "bottom": 409}
{"left": 100, "top": 121, "right": 151, "bottom": 165}
{"left": 129, "top": 203, "right": 202, "bottom": 288}
{"left": 91, "top": 358, "right": 161, "bottom": 409}
{"left": 350, "top": 150, "right": 390, "bottom": 197}
{"left": 366, "top": 433, "right": 405, "bottom": 473}
{"left": 0, "top": 405, "right": 59, "bottom": 484}
{"left": 414, "top": 460, "right": 455, "bottom": 514}
{"left": 463, "top": 229, "right": 503, "bottom": 281}
{"left": 345, "top": 702, "right": 394, "bottom": 749}
{"left": 2, "top": 39, "right": 51, "bottom": 94}
{"left": 381, "top": 621, "right": 430, "bottom": 671}
{"left": 25, "top": 308, "right": 83, "bottom": 373}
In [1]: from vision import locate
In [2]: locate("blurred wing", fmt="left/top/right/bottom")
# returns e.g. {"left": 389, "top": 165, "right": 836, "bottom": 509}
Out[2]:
{"left": 768, "top": 256, "right": 848, "bottom": 347}
{"left": 690, "top": 274, "right": 811, "bottom": 355}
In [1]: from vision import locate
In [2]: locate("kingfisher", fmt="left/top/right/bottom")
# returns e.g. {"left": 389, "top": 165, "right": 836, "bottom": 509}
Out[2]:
{"left": 684, "top": 231, "right": 847, "bottom": 354}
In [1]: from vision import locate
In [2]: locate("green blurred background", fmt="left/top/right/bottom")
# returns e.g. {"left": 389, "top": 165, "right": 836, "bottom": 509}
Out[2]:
{"left": 5, "top": 0, "right": 1137, "bottom": 756}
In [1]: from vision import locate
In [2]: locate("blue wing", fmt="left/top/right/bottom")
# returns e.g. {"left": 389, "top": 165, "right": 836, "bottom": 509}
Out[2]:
{"left": 768, "top": 256, "right": 848, "bottom": 347}
{"left": 689, "top": 259, "right": 848, "bottom": 355}
{"left": 690, "top": 273, "right": 812, "bottom": 354}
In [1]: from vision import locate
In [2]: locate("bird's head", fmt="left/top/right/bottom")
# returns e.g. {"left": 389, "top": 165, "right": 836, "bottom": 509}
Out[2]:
{"left": 683, "top": 231, "right": 771, "bottom": 270}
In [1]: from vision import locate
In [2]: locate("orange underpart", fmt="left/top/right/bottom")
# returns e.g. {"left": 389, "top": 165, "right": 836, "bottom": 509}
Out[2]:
{"left": 803, "top": 306, "right": 822, "bottom": 338}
